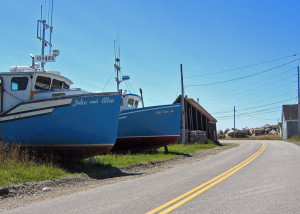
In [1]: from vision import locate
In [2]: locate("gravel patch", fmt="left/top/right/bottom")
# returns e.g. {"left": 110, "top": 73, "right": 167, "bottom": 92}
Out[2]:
{"left": 0, "top": 143, "right": 238, "bottom": 211}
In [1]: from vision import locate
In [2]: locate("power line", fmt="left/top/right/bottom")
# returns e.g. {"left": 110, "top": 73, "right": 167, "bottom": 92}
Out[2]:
{"left": 217, "top": 106, "right": 281, "bottom": 119}
{"left": 217, "top": 109, "right": 281, "bottom": 120}
{"left": 237, "top": 116, "right": 245, "bottom": 127}
{"left": 199, "top": 74, "right": 297, "bottom": 103}
{"left": 238, "top": 97, "right": 296, "bottom": 112}
{"left": 184, "top": 53, "right": 299, "bottom": 78}
{"left": 212, "top": 97, "right": 297, "bottom": 115}
{"left": 244, "top": 115, "right": 279, "bottom": 121}
{"left": 237, "top": 107, "right": 281, "bottom": 116}
{"left": 187, "top": 59, "right": 299, "bottom": 87}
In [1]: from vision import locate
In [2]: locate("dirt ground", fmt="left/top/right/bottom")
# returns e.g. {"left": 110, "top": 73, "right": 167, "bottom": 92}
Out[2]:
{"left": 0, "top": 143, "right": 238, "bottom": 211}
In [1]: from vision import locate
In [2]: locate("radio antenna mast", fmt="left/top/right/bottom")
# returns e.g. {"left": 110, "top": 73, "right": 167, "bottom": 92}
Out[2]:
{"left": 114, "top": 40, "right": 121, "bottom": 91}
{"left": 114, "top": 26, "right": 130, "bottom": 92}
{"left": 37, "top": 0, "right": 54, "bottom": 71}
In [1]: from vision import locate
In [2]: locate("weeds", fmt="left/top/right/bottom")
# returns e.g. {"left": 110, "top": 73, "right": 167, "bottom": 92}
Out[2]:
{"left": 287, "top": 135, "right": 300, "bottom": 142}
{"left": 222, "top": 135, "right": 282, "bottom": 141}
{"left": 0, "top": 140, "right": 222, "bottom": 187}
{"left": 0, "top": 142, "right": 69, "bottom": 187}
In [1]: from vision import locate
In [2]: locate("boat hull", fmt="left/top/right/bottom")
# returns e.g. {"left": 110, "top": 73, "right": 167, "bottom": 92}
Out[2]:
{"left": 0, "top": 93, "right": 121, "bottom": 158}
{"left": 113, "top": 104, "right": 181, "bottom": 152}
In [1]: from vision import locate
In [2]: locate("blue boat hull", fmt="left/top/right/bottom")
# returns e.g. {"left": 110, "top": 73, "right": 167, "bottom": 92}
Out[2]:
{"left": 113, "top": 104, "right": 181, "bottom": 151}
{"left": 0, "top": 93, "right": 121, "bottom": 158}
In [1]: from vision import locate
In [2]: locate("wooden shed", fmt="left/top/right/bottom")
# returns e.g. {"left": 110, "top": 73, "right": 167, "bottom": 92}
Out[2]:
{"left": 174, "top": 95, "right": 217, "bottom": 142}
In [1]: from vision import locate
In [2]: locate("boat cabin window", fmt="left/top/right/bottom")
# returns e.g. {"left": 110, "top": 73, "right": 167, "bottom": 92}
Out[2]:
{"left": 35, "top": 76, "right": 51, "bottom": 90}
{"left": 127, "top": 98, "right": 134, "bottom": 108}
{"left": 127, "top": 98, "right": 139, "bottom": 108}
{"left": 134, "top": 100, "right": 139, "bottom": 108}
{"left": 63, "top": 83, "right": 69, "bottom": 89}
{"left": 51, "top": 79, "right": 63, "bottom": 90}
{"left": 11, "top": 77, "right": 28, "bottom": 91}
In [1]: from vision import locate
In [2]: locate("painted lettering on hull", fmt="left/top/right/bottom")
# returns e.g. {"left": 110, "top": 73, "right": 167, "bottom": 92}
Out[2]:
{"left": 72, "top": 97, "right": 115, "bottom": 107}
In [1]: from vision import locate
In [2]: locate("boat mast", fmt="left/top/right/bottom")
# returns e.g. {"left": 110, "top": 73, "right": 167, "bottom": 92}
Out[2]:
{"left": 37, "top": 2, "right": 53, "bottom": 72}
{"left": 114, "top": 28, "right": 130, "bottom": 92}
{"left": 114, "top": 40, "right": 121, "bottom": 91}
{"left": 41, "top": 18, "right": 46, "bottom": 71}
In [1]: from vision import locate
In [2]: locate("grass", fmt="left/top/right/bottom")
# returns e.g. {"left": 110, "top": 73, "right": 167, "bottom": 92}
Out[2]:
{"left": 92, "top": 152, "right": 178, "bottom": 168}
{"left": 286, "top": 135, "right": 300, "bottom": 147}
{"left": 0, "top": 143, "right": 70, "bottom": 187}
{"left": 221, "top": 135, "right": 282, "bottom": 141}
{"left": 0, "top": 141, "right": 221, "bottom": 187}
{"left": 91, "top": 141, "right": 219, "bottom": 168}
{"left": 287, "top": 135, "right": 300, "bottom": 142}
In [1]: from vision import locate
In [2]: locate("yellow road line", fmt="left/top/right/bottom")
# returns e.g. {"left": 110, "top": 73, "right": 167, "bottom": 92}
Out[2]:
{"left": 146, "top": 143, "right": 266, "bottom": 214}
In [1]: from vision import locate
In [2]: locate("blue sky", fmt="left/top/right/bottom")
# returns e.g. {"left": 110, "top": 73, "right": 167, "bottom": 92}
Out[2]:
{"left": 0, "top": 0, "right": 299, "bottom": 130}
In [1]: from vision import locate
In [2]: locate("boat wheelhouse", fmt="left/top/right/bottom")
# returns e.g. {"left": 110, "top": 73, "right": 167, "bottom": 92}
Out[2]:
{"left": 1, "top": 67, "right": 73, "bottom": 112}
{"left": 119, "top": 93, "right": 141, "bottom": 112}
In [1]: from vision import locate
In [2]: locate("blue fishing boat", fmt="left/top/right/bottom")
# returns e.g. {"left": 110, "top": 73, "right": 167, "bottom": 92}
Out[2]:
{"left": 111, "top": 44, "right": 181, "bottom": 152}
{"left": 114, "top": 93, "right": 181, "bottom": 151}
{"left": 0, "top": 5, "right": 121, "bottom": 158}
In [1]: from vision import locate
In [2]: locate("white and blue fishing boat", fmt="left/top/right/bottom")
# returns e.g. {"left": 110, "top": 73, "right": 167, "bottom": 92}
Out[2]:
{"left": 114, "top": 93, "right": 181, "bottom": 151}
{"left": 111, "top": 47, "right": 181, "bottom": 152}
{"left": 0, "top": 7, "right": 121, "bottom": 158}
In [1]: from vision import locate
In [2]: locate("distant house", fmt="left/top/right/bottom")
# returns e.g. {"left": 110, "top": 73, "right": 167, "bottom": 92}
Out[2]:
{"left": 281, "top": 104, "right": 298, "bottom": 139}
{"left": 174, "top": 95, "right": 217, "bottom": 142}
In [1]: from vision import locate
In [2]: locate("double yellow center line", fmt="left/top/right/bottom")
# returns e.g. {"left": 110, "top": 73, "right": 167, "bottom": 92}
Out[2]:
{"left": 146, "top": 143, "right": 266, "bottom": 214}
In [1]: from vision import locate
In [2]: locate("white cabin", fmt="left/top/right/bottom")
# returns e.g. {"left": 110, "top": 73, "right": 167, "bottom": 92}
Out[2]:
{"left": 120, "top": 92, "right": 142, "bottom": 112}
{"left": 0, "top": 66, "right": 88, "bottom": 112}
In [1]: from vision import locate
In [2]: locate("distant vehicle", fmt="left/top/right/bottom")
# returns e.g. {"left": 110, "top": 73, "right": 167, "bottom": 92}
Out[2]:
{"left": 0, "top": 4, "right": 121, "bottom": 158}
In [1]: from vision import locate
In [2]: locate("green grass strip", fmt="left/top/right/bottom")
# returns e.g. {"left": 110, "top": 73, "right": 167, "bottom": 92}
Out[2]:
{"left": 0, "top": 142, "right": 220, "bottom": 187}
{"left": 0, "top": 160, "right": 69, "bottom": 186}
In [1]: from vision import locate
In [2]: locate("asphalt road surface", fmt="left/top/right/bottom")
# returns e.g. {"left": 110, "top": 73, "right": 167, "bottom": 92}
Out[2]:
{"left": 2, "top": 140, "right": 300, "bottom": 214}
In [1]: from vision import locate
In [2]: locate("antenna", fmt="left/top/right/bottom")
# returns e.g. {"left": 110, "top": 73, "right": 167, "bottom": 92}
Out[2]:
{"left": 114, "top": 40, "right": 121, "bottom": 91}
{"left": 36, "top": 0, "right": 56, "bottom": 71}
{"left": 49, "top": 0, "right": 54, "bottom": 54}
{"left": 114, "top": 27, "right": 130, "bottom": 91}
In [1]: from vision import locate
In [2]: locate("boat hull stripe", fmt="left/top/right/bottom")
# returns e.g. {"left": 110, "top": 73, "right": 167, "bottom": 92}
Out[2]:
{"left": 0, "top": 109, "right": 54, "bottom": 122}
{"left": 7, "top": 98, "right": 72, "bottom": 115}
{"left": 119, "top": 105, "right": 181, "bottom": 116}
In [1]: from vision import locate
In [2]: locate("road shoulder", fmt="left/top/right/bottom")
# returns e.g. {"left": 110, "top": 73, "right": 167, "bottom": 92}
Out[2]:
{"left": 0, "top": 143, "right": 238, "bottom": 211}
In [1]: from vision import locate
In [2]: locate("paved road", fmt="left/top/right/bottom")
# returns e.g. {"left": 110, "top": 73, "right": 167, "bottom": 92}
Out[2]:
{"left": 2, "top": 140, "right": 300, "bottom": 214}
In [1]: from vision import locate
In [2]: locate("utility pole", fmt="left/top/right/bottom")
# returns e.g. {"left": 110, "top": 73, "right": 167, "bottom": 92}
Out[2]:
{"left": 234, "top": 106, "right": 236, "bottom": 138}
{"left": 181, "top": 64, "right": 186, "bottom": 144}
{"left": 297, "top": 66, "right": 300, "bottom": 135}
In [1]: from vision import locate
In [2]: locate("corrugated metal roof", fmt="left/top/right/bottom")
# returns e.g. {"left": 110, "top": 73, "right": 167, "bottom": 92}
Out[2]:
{"left": 282, "top": 104, "right": 298, "bottom": 121}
